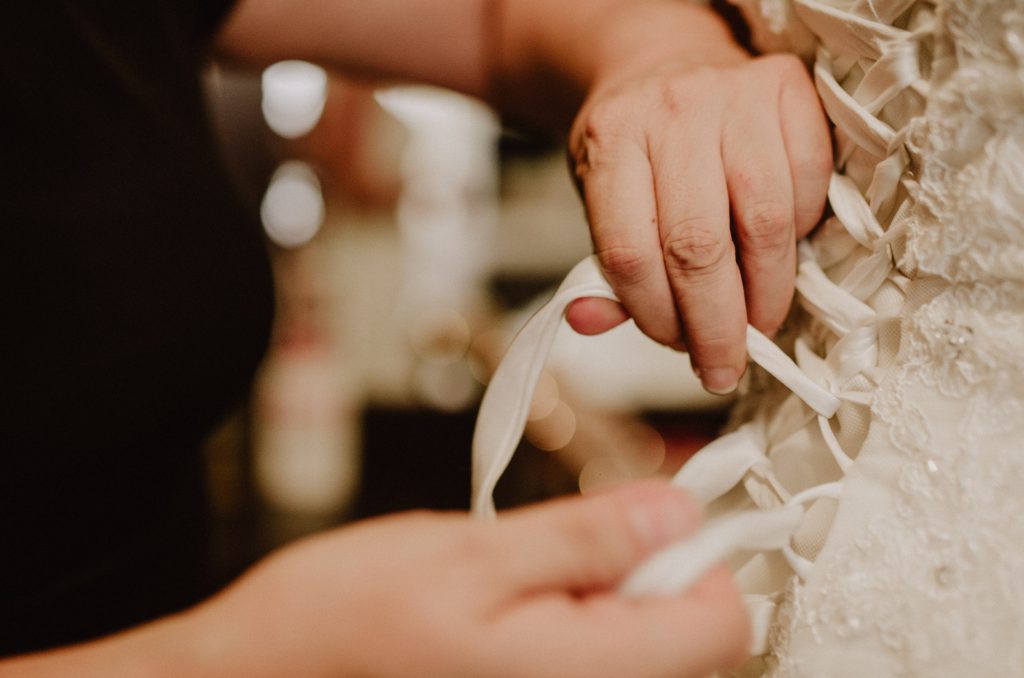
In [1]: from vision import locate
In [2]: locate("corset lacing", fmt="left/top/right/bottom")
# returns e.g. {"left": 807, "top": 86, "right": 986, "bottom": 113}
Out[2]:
{"left": 471, "top": 0, "right": 933, "bottom": 655}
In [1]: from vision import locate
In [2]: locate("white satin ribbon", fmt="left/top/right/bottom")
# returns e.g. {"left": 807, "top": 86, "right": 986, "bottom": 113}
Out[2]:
{"left": 670, "top": 424, "right": 766, "bottom": 505}
{"left": 471, "top": 255, "right": 839, "bottom": 519}
{"left": 619, "top": 505, "right": 805, "bottom": 598}
{"left": 468, "top": 253, "right": 847, "bottom": 651}
{"left": 465, "top": 0, "right": 926, "bottom": 659}
{"left": 470, "top": 256, "right": 617, "bottom": 518}
{"left": 466, "top": 252, "right": 866, "bottom": 657}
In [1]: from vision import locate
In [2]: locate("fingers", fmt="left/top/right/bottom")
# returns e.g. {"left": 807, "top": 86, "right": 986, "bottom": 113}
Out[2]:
{"left": 573, "top": 56, "right": 830, "bottom": 397}
{"left": 494, "top": 566, "right": 749, "bottom": 678}
{"left": 576, "top": 113, "right": 682, "bottom": 347}
{"left": 492, "top": 481, "right": 700, "bottom": 593}
{"left": 722, "top": 72, "right": 796, "bottom": 337}
{"left": 774, "top": 55, "right": 833, "bottom": 238}
{"left": 578, "top": 566, "right": 750, "bottom": 677}
{"left": 565, "top": 297, "right": 630, "bottom": 336}
{"left": 651, "top": 115, "right": 748, "bottom": 393}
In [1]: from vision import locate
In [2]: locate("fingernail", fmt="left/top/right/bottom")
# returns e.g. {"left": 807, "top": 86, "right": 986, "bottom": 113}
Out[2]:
{"left": 695, "top": 367, "right": 740, "bottom": 396}
{"left": 627, "top": 489, "right": 700, "bottom": 549}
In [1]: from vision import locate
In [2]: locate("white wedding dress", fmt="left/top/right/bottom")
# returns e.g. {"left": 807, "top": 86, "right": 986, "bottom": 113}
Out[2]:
{"left": 471, "top": 0, "right": 1024, "bottom": 675}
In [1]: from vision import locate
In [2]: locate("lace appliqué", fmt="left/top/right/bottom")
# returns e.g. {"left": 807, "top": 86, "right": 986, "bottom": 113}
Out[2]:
{"left": 757, "top": 0, "right": 1024, "bottom": 675}
{"left": 769, "top": 282, "right": 1024, "bottom": 676}
{"left": 904, "top": 2, "right": 1024, "bottom": 284}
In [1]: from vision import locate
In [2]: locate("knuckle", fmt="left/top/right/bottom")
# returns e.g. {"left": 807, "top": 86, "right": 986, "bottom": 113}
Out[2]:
{"left": 596, "top": 243, "right": 654, "bottom": 289}
{"left": 581, "top": 104, "right": 631, "bottom": 153}
{"left": 662, "top": 219, "right": 730, "bottom": 275}
{"left": 738, "top": 203, "right": 794, "bottom": 253}
{"left": 573, "top": 104, "right": 635, "bottom": 180}
{"left": 585, "top": 99, "right": 627, "bottom": 137}
{"left": 594, "top": 244, "right": 684, "bottom": 347}
{"left": 655, "top": 73, "right": 707, "bottom": 116}
{"left": 657, "top": 79, "right": 688, "bottom": 114}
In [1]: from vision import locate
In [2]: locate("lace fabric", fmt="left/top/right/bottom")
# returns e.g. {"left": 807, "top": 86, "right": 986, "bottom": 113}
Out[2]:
{"left": 727, "top": 0, "right": 1024, "bottom": 674}
{"left": 470, "top": 0, "right": 1024, "bottom": 675}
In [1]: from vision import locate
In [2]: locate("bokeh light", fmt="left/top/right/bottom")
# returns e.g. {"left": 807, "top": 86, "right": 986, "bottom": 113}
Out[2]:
{"left": 526, "top": 400, "right": 576, "bottom": 452}
{"left": 261, "top": 60, "right": 328, "bottom": 139}
{"left": 260, "top": 161, "right": 325, "bottom": 248}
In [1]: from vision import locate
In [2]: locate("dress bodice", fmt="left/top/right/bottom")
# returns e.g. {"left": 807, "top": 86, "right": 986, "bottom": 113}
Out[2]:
{"left": 724, "top": 0, "right": 1024, "bottom": 674}
{"left": 466, "top": 2, "right": 1024, "bottom": 675}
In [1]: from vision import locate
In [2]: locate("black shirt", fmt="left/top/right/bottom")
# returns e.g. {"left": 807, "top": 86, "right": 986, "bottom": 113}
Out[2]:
{"left": 2, "top": 1, "right": 273, "bottom": 654}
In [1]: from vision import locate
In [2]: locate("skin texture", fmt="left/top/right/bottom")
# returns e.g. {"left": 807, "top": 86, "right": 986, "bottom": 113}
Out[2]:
{"left": 567, "top": 52, "right": 832, "bottom": 393}
{"left": 5, "top": 483, "right": 749, "bottom": 677}
{"left": 215, "top": 0, "right": 832, "bottom": 392}
{"left": 9, "top": 0, "right": 832, "bottom": 672}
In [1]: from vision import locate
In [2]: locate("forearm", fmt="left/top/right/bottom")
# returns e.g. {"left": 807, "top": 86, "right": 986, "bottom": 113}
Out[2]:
{"left": 216, "top": 0, "right": 745, "bottom": 133}
{"left": 0, "top": 611, "right": 211, "bottom": 677}
{"left": 215, "top": 0, "right": 490, "bottom": 95}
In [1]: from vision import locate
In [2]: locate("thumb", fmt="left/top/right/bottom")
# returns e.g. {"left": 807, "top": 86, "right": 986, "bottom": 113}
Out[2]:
{"left": 565, "top": 297, "right": 630, "bottom": 336}
{"left": 491, "top": 480, "right": 701, "bottom": 593}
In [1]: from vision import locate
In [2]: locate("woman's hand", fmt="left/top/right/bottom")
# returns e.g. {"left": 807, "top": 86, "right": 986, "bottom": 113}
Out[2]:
{"left": 218, "top": 0, "right": 831, "bottom": 395}
{"left": 5, "top": 482, "right": 747, "bottom": 676}
{"left": 187, "top": 481, "right": 748, "bottom": 677}
{"left": 567, "top": 51, "right": 832, "bottom": 395}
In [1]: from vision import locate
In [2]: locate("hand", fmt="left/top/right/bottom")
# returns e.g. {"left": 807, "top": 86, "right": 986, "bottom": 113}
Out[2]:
{"left": 186, "top": 482, "right": 748, "bottom": 677}
{"left": 567, "top": 51, "right": 832, "bottom": 395}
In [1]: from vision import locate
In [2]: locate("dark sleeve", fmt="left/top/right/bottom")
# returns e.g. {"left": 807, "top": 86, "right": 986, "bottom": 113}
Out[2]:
{"left": 2, "top": 1, "right": 274, "bottom": 653}
{"left": 150, "top": 0, "right": 241, "bottom": 55}
{"left": 185, "top": 0, "right": 241, "bottom": 44}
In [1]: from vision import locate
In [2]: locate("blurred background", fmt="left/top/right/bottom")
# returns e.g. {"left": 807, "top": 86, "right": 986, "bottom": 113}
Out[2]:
{"left": 200, "top": 61, "right": 732, "bottom": 587}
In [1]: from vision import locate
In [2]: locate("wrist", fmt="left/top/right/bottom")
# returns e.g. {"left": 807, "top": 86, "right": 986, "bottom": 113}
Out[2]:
{"left": 0, "top": 608, "right": 216, "bottom": 678}
{"left": 583, "top": 0, "right": 748, "bottom": 93}
{"left": 490, "top": 0, "right": 746, "bottom": 132}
